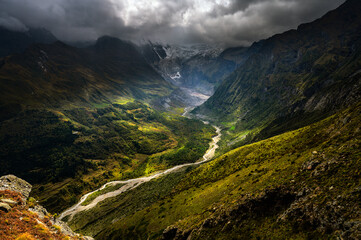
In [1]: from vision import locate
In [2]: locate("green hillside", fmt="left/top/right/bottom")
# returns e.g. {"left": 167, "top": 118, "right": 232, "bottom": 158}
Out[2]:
{"left": 0, "top": 99, "right": 214, "bottom": 213}
{"left": 0, "top": 37, "right": 173, "bottom": 121}
{"left": 70, "top": 100, "right": 360, "bottom": 240}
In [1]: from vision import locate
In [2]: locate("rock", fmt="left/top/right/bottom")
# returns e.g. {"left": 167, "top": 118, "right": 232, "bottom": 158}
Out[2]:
{"left": 201, "top": 218, "right": 214, "bottom": 228}
{"left": 54, "top": 219, "right": 84, "bottom": 238}
{"left": 0, "top": 202, "right": 11, "bottom": 212}
{"left": 163, "top": 226, "right": 178, "bottom": 240}
{"left": 29, "top": 204, "right": 49, "bottom": 219}
{"left": 302, "top": 160, "right": 320, "bottom": 171}
{"left": 28, "top": 204, "right": 94, "bottom": 240}
{"left": 0, "top": 175, "right": 32, "bottom": 200}
{"left": 1, "top": 198, "right": 18, "bottom": 206}
{"left": 0, "top": 175, "right": 94, "bottom": 240}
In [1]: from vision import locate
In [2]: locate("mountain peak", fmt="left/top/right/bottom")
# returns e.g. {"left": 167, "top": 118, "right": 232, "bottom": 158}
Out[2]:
{"left": 0, "top": 26, "right": 57, "bottom": 57}
{"left": 95, "top": 36, "right": 132, "bottom": 48}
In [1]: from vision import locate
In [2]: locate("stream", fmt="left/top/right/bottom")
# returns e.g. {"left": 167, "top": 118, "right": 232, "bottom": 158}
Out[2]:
{"left": 59, "top": 112, "right": 221, "bottom": 221}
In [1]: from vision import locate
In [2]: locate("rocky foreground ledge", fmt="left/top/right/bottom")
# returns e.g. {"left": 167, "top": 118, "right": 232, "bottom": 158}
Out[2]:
{"left": 0, "top": 175, "right": 93, "bottom": 240}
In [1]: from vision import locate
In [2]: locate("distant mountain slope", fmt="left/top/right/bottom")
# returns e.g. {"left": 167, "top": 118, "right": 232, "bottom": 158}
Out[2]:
{"left": 195, "top": 0, "right": 361, "bottom": 145}
{"left": 0, "top": 36, "right": 173, "bottom": 120}
{"left": 0, "top": 27, "right": 57, "bottom": 58}
{"left": 140, "top": 42, "right": 251, "bottom": 96}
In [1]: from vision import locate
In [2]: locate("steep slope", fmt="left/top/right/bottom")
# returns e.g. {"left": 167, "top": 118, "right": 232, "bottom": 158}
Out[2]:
{"left": 195, "top": 0, "right": 361, "bottom": 149}
{"left": 140, "top": 43, "right": 250, "bottom": 96}
{"left": 0, "top": 27, "right": 57, "bottom": 58}
{"left": 0, "top": 36, "right": 173, "bottom": 120}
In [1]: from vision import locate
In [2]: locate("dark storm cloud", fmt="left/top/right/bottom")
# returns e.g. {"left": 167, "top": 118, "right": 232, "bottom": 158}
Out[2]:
{"left": 0, "top": 0, "right": 346, "bottom": 46}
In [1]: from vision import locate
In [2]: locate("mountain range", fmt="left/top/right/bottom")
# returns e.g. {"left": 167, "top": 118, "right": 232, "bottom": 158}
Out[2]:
{"left": 140, "top": 42, "right": 250, "bottom": 96}
{"left": 0, "top": 0, "right": 361, "bottom": 239}
{"left": 195, "top": 0, "right": 361, "bottom": 150}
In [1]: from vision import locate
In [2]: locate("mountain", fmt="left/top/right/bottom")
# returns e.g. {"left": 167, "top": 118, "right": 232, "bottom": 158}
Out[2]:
{"left": 0, "top": 35, "right": 216, "bottom": 214}
{"left": 140, "top": 42, "right": 249, "bottom": 96}
{"left": 1, "top": 1, "right": 361, "bottom": 239}
{"left": 0, "top": 36, "right": 174, "bottom": 120}
{"left": 0, "top": 27, "right": 57, "bottom": 58}
{"left": 60, "top": 1, "right": 361, "bottom": 239}
{"left": 194, "top": 0, "right": 361, "bottom": 149}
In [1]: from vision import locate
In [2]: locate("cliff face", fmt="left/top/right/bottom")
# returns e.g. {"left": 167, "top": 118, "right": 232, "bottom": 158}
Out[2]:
{"left": 0, "top": 175, "right": 93, "bottom": 240}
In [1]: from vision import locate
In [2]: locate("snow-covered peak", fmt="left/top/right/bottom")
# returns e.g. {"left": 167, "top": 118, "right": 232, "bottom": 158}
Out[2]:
{"left": 162, "top": 43, "right": 223, "bottom": 60}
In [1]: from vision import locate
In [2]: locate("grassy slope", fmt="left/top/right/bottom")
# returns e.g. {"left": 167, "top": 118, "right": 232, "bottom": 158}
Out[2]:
{"left": 0, "top": 100, "right": 215, "bottom": 213}
{"left": 74, "top": 101, "right": 361, "bottom": 239}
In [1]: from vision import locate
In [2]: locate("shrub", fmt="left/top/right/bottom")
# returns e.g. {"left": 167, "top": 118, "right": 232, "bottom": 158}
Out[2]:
{"left": 15, "top": 233, "right": 36, "bottom": 240}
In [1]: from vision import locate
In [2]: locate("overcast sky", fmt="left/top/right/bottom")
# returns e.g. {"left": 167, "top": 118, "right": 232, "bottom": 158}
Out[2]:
{"left": 0, "top": 0, "right": 346, "bottom": 47}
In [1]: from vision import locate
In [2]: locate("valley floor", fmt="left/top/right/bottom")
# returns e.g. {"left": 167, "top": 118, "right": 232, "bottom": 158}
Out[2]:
{"left": 60, "top": 125, "right": 221, "bottom": 222}
{"left": 67, "top": 101, "right": 361, "bottom": 240}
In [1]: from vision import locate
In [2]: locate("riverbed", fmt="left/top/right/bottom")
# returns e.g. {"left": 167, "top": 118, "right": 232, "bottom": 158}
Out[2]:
{"left": 60, "top": 113, "right": 221, "bottom": 221}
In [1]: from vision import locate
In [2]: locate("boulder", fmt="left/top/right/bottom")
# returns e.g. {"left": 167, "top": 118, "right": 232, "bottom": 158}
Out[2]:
{"left": 0, "top": 202, "right": 11, "bottom": 212}
{"left": 1, "top": 198, "right": 18, "bottom": 206}
{"left": 0, "top": 175, "right": 32, "bottom": 200}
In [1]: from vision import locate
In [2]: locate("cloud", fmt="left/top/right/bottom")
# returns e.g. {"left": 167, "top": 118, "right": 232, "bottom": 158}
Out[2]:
{"left": 0, "top": 14, "right": 28, "bottom": 32}
{"left": 0, "top": 0, "right": 346, "bottom": 47}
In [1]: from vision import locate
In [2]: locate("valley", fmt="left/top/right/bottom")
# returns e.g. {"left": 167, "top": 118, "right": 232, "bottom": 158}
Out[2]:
{"left": 0, "top": 0, "right": 361, "bottom": 239}
{"left": 59, "top": 121, "right": 221, "bottom": 222}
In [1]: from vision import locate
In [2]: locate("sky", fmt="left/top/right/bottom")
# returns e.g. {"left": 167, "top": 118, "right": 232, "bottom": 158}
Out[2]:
{"left": 0, "top": 0, "right": 346, "bottom": 47}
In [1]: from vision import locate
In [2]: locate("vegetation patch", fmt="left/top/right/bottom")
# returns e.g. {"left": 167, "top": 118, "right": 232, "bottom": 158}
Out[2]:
{"left": 0, "top": 190, "right": 82, "bottom": 240}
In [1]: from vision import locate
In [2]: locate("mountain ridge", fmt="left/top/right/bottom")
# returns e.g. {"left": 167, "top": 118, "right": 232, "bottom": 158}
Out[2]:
{"left": 0, "top": 26, "right": 57, "bottom": 58}
{"left": 0, "top": 36, "right": 175, "bottom": 120}
{"left": 194, "top": 0, "right": 361, "bottom": 149}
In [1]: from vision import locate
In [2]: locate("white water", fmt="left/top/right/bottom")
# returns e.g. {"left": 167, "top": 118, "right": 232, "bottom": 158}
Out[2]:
{"left": 60, "top": 117, "right": 221, "bottom": 222}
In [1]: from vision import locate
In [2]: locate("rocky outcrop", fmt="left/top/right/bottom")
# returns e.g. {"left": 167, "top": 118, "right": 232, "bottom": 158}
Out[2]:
{"left": 0, "top": 174, "right": 94, "bottom": 240}
{"left": 0, "top": 175, "right": 32, "bottom": 201}
{"left": 0, "top": 202, "right": 11, "bottom": 212}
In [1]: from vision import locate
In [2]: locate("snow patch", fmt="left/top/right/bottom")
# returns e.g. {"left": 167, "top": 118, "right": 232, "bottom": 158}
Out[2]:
{"left": 170, "top": 72, "right": 181, "bottom": 80}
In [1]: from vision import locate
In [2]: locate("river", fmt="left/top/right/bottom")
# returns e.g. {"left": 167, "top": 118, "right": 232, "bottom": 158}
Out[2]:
{"left": 59, "top": 113, "right": 221, "bottom": 221}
